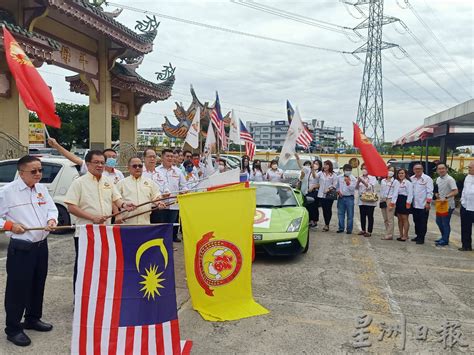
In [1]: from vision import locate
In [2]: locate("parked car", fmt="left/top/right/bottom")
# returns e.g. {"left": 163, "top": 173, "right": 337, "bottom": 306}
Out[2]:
{"left": 279, "top": 154, "right": 322, "bottom": 187}
{"left": 211, "top": 154, "right": 240, "bottom": 170}
{"left": 0, "top": 157, "right": 80, "bottom": 233}
{"left": 251, "top": 182, "right": 310, "bottom": 256}
{"left": 388, "top": 160, "right": 437, "bottom": 177}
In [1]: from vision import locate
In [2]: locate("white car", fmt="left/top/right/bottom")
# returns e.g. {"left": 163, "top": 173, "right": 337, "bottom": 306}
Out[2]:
{"left": 280, "top": 154, "right": 322, "bottom": 188}
{"left": 0, "top": 157, "right": 80, "bottom": 233}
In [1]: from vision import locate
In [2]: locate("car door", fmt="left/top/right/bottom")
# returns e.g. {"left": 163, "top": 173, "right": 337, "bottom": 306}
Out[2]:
{"left": 0, "top": 161, "right": 18, "bottom": 188}
{"left": 39, "top": 162, "right": 63, "bottom": 196}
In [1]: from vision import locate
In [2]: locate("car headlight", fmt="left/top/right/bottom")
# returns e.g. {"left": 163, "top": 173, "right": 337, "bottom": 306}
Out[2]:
{"left": 287, "top": 217, "right": 302, "bottom": 232}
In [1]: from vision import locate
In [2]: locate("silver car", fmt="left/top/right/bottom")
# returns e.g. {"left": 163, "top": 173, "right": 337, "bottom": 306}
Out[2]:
{"left": 280, "top": 154, "right": 321, "bottom": 188}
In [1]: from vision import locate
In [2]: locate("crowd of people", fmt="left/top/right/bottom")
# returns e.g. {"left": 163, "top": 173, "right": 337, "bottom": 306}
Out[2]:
{"left": 293, "top": 157, "right": 474, "bottom": 252}
{"left": 0, "top": 143, "right": 473, "bottom": 346}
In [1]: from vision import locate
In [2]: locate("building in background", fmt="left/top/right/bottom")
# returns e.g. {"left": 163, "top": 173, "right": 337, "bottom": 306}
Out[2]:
{"left": 137, "top": 127, "right": 180, "bottom": 147}
{"left": 247, "top": 120, "right": 343, "bottom": 153}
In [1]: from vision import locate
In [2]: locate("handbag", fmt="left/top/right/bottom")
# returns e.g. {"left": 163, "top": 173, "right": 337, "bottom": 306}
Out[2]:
{"left": 360, "top": 182, "right": 378, "bottom": 203}
{"left": 326, "top": 188, "right": 338, "bottom": 200}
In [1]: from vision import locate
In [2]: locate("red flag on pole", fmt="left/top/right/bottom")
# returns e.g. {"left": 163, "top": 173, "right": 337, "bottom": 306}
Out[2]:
{"left": 2, "top": 27, "right": 61, "bottom": 128}
{"left": 353, "top": 122, "right": 387, "bottom": 177}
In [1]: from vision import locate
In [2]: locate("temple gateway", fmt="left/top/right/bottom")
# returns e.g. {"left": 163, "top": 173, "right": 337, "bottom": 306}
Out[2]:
{"left": 0, "top": 0, "right": 174, "bottom": 154}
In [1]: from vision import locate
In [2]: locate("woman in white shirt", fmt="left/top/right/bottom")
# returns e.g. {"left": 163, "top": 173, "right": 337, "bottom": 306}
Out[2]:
{"left": 304, "top": 160, "right": 322, "bottom": 228}
{"left": 240, "top": 155, "right": 251, "bottom": 182}
{"left": 318, "top": 160, "right": 338, "bottom": 231}
{"left": 250, "top": 159, "right": 264, "bottom": 182}
{"left": 390, "top": 168, "right": 414, "bottom": 241}
{"left": 380, "top": 166, "right": 397, "bottom": 240}
{"left": 356, "top": 163, "right": 377, "bottom": 237}
{"left": 265, "top": 159, "right": 284, "bottom": 182}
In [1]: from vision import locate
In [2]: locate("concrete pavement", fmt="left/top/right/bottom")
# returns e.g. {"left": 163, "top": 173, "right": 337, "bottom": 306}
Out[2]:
{"left": 0, "top": 207, "right": 472, "bottom": 354}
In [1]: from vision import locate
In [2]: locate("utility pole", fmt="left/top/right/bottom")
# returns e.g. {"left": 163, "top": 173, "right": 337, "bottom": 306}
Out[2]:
{"left": 348, "top": 0, "right": 399, "bottom": 147}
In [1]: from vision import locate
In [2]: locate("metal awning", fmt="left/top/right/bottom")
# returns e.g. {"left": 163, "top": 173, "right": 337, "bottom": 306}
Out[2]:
{"left": 392, "top": 125, "right": 433, "bottom": 147}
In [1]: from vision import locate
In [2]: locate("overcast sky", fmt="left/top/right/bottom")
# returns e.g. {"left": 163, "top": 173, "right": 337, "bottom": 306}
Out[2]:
{"left": 39, "top": 0, "right": 473, "bottom": 142}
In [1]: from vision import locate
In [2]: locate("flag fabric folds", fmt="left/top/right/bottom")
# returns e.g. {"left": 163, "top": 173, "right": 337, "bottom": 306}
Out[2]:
{"left": 2, "top": 27, "right": 61, "bottom": 128}
{"left": 286, "top": 101, "right": 312, "bottom": 148}
{"left": 353, "top": 122, "right": 388, "bottom": 177}
{"left": 72, "top": 224, "right": 192, "bottom": 355}
{"left": 178, "top": 187, "right": 269, "bottom": 321}
{"left": 184, "top": 106, "right": 200, "bottom": 149}
{"left": 210, "top": 92, "right": 227, "bottom": 150}
{"left": 228, "top": 109, "right": 240, "bottom": 144}
{"left": 240, "top": 121, "right": 256, "bottom": 160}
{"left": 279, "top": 106, "right": 311, "bottom": 166}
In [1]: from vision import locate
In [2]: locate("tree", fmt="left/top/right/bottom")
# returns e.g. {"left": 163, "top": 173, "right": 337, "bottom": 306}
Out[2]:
{"left": 30, "top": 102, "right": 119, "bottom": 149}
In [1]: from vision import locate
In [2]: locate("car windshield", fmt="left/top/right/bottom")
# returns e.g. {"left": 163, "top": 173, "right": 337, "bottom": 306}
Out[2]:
{"left": 256, "top": 185, "right": 298, "bottom": 207}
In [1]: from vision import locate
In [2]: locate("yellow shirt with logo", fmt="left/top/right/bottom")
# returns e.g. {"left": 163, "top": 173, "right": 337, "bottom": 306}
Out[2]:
{"left": 117, "top": 176, "right": 161, "bottom": 225}
{"left": 65, "top": 172, "right": 121, "bottom": 234}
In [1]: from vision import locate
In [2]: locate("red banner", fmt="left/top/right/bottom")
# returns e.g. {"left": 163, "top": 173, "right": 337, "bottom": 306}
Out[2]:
{"left": 3, "top": 27, "right": 61, "bottom": 128}
{"left": 353, "top": 122, "right": 387, "bottom": 177}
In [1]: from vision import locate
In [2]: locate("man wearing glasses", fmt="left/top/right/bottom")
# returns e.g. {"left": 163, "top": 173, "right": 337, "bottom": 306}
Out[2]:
{"left": 410, "top": 164, "right": 434, "bottom": 245}
{"left": 0, "top": 156, "right": 58, "bottom": 346}
{"left": 64, "top": 150, "right": 136, "bottom": 293}
{"left": 116, "top": 157, "right": 166, "bottom": 225}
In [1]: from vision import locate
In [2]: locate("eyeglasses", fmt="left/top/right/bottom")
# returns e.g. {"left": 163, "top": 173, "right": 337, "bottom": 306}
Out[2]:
{"left": 145, "top": 155, "right": 157, "bottom": 159}
{"left": 22, "top": 168, "right": 43, "bottom": 174}
{"left": 131, "top": 164, "right": 143, "bottom": 169}
{"left": 90, "top": 161, "right": 105, "bottom": 165}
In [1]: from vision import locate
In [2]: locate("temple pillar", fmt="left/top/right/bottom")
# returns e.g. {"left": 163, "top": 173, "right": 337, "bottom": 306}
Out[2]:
{"left": 0, "top": 57, "right": 29, "bottom": 147}
{"left": 119, "top": 91, "right": 137, "bottom": 146}
{"left": 89, "top": 38, "right": 112, "bottom": 150}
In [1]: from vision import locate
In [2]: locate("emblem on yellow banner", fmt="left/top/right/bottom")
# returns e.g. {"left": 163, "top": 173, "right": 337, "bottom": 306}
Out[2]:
{"left": 195, "top": 232, "right": 242, "bottom": 296}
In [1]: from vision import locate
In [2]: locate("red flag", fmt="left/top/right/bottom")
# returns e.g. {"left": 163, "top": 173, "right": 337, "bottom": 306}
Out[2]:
{"left": 3, "top": 27, "right": 61, "bottom": 128}
{"left": 353, "top": 123, "right": 387, "bottom": 177}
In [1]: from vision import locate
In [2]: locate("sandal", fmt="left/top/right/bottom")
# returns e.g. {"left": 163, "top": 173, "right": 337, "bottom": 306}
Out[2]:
{"left": 381, "top": 237, "right": 393, "bottom": 240}
{"left": 323, "top": 226, "right": 329, "bottom": 232}
{"left": 358, "top": 231, "right": 366, "bottom": 236}
{"left": 396, "top": 237, "right": 407, "bottom": 242}
{"left": 364, "top": 233, "right": 372, "bottom": 238}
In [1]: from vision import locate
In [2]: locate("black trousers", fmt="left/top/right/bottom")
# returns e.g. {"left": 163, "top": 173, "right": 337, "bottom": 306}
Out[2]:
{"left": 460, "top": 207, "right": 473, "bottom": 248}
{"left": 320, "top": 198, "right": 334, "bottom": 226}
{"left": 154, "top": 209, "right": 179, "bottom": 238}
{"left": 412, "top": 208, "right": 429, "bottom": 241}
{"left": 5, "top": 239, "right": 48, "bottom": 336}
{"left": 359, "top": 205, "right": 375, "bottom": 233}
{"left": 73, "top": 237, "right": 78, "bottom": 295}
{"left": 306, "top": 192, "right": 319, "bottom": 223}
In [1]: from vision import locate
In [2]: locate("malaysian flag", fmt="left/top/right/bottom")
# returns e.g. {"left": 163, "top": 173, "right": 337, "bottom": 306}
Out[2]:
{"left": 210, "top": 91, "right": 227, "bottom": 150}
{"left": 287, "top": 100, "right": 313, "bottom": 149}
{"left": 72, "top": 224, "right": 192, "bottom": 355}
{"left": 240, "top": 121, "right": 256, "bottom": 160}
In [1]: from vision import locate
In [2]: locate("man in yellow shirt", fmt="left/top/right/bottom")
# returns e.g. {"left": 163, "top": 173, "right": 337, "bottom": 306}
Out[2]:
{"left": 116, "top": 157, "right": 166, "bottom": 225}
{"left": 64, "top": 150, "right": 135, "bottom": 293}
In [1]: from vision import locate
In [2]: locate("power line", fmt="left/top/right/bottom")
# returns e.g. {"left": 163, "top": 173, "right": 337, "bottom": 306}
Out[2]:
{"left": 403, "top": 0, "right": 472, "bottom": 86}
{"left": 107, "top": 2, "right": 343, "bottom": 53}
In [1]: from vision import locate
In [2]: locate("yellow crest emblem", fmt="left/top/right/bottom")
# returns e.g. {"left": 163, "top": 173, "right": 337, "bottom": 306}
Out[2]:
{"left": 10, "top": 41, "right": 33, "bottom": 67}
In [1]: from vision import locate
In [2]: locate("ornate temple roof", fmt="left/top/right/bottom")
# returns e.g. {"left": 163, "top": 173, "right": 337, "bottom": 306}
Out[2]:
{"left": 43, "top": 0, "right": 157, "bottom": 56}
{"left": 162, "top": 86, "right": 231, "bottom": 139}
{"left": 66, "top": 62, "right": 175, "bottom": 114}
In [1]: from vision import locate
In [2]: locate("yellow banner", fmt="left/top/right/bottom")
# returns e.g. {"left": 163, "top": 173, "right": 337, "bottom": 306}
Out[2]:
{"left": 29, "top": 122, "right": 45, "bottom": 146}
{"left": 178, "top": 187, "right": 269, "bottom": 321}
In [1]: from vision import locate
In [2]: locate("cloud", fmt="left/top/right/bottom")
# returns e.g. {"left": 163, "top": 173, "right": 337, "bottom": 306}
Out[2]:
{"left": 39, "top": 0, "right": 472, "bottom": 143}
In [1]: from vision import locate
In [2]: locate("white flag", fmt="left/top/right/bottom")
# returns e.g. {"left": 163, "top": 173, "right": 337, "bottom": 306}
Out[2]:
{"left": 203, "top": 121, "right": 217, "bottom": 176}
{"left": 196, "top": 168, "right": 240, "bottom": 189}
{"left": 279, "top": 106, "right": 306, "bottom": 166}
{"left": 184, "top": 106, "right": 200, "bottom": 149}
{"left": 228, "top": 110, "right": 241, "bottom": 144}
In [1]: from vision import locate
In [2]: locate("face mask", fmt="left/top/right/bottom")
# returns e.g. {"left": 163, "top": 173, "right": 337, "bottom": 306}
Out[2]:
{"left": 193, "top": 159, "right": 199, "bottom": 166}
{"left": 254, "top": 164, "right": 261, "bottom": 168}
{"left": 185, "top": 166, "right": 194, "bottom": 173}
{"left": 362, "top": 169, "right": 368, "bottom": 175}
{"left": 218, "top": 165, "right": 225, "bottom": 172}
{"left": 271, "top": 164, "right": 277, "bottom": 170}
{"left": 388, "top": 171, "right": 394, "bottom": 178}
{"left": 105, "top": 158, "right": 117, "bottom": 168}
{"left": 344, "top": 171, "right": 351, "bottom": 177}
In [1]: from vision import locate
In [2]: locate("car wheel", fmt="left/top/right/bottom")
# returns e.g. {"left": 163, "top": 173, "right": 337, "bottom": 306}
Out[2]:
{"left": 302, "top": 230, "right": 309, "bottom": 254}
{"left": 52, "top": 204, "right": 72, "bottom": 235}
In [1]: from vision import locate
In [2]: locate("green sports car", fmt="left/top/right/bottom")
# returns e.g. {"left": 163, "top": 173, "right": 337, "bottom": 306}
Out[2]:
{"left": 251, "top": 182, "right": 310, "bottom": 256}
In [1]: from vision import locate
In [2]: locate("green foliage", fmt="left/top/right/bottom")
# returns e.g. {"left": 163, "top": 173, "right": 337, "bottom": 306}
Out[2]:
{"left": 380, "top": 142, "right": 442, "bottom": 156}
{"left": 30, "top": 103, "right": 119, "bottom": 149}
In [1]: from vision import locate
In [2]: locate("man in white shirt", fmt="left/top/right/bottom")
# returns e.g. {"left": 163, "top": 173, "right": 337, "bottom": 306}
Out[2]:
{"left": 434, "top": 163, "right": 458, "bottom": 247}
{"left": 336, "top": 164, "right": 357, "bottom": 234}
{"left": 410, "top": 164, "right": 434, "bottom": 244}
{"left": 155, "top": 149, "right": 188, "bottom": 242}
{"left": 460, "top": 161, "right": 474, "bottom": 251}
{"left": 0, "top": 156, "right": 58, "bottom": 346}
